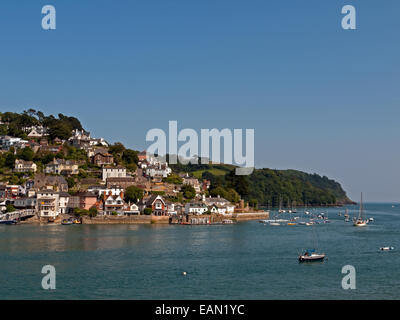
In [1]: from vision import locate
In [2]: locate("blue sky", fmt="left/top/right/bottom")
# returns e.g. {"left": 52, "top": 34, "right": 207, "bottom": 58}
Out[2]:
{"left": 0, "top": 1, "right": 399, "bottom": 201}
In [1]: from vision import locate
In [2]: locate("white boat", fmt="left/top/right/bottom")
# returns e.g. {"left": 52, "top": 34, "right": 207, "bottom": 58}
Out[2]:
{"left": 353, "top": 193, "right": 368, "bottom": 227}
{"left": 299, "top": 250, "right": 325, "bottom": 262}
{"left": 368, "top": 217, "right": 374, "bottom": 222}
{"left": 269, "top": 222, "right": 281, "bottom": 226}
{"left": 380, "top": 247, "right": 394, "bottom": 251}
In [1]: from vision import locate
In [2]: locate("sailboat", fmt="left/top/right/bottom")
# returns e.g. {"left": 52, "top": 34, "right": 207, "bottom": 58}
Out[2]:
{"left": 353, "top": 193, "right": 368, "bottom": 227}
{"left": 278, "top": 196, "right": 285, "bottom": 213}
{"left": 298, "top": 224, "right": 325, "bottom": 262}
{"left": 292, "top": 201, "right": 297, "bottom": 213}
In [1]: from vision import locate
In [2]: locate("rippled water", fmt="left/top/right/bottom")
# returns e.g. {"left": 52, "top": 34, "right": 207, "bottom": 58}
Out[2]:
{"left": 0, "top": 203, "right": 399, "bottom": 299}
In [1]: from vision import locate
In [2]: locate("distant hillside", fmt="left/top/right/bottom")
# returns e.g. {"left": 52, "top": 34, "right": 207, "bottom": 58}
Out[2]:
{"left": 170, "top": 163, "right": 353, "bottom": 206}
{"left": 247, "top": 168, "right": 353, "bottom": 207}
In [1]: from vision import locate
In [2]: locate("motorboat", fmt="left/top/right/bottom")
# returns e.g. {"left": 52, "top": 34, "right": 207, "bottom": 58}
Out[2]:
{"left": 380, "top": 247, "right": 394, "bottom": 251}
{"left": 299, "top": 250, "right": 326, "bottom": 262}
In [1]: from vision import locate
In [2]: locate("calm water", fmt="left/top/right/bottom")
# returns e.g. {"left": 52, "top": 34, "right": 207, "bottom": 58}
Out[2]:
{"left": 1, "top": 203, "right": 399, "bottom": 300}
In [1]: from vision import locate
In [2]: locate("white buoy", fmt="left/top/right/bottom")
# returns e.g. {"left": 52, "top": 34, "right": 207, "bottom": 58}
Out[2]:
{"left": 182, "top": 272, "right": 187, "bottom": 276}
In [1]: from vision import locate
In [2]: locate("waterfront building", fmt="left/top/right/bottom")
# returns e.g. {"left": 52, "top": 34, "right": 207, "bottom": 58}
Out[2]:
{"left": 124, "top": 202, "right": 140, "bottom": 215}
{"left": 203, "top": 195, "right": 235, "bottom": 214}
{"left": 138, "top": 194, "right": 167, "bottom": 216}
{"left": 184, "top": 202, "right": 208, "bottom": 215}
{"left": 104, "top": 194, "right": 124, "bottom": 214}
{"left": 36, "top": 190, "right": 60, "bottom": 220}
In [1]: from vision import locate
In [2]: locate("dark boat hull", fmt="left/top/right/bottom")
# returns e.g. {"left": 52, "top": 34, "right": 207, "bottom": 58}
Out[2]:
{"left": 0, "top": 220, "right": 18, "bottom": 225}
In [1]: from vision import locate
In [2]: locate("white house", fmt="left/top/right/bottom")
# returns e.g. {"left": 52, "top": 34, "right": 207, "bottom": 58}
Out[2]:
{"left": 184, "top": 202, "right": 208, "bottom": 215}
{"left": 124, "top": 203, "right": 140, "bottom": 215}
{"left": 102, "top": 166, "right": 126, "bottom": 181}
{"left": 145, "top": 163, "right": 172, "bottom": 178}
{"left": 0, "top": 136, "right": 28, "bottom": 150}
{"left": 58, "top": 192, "right": 70, "bottom": 214}
{"left": 36, "top": 190, "right": 60, "bottom": 219}
{"left": 203, "top": 195, "right": 235, "bottom": 214}
{"left": 104, "top": 194, "right": 124, "bottom": 215}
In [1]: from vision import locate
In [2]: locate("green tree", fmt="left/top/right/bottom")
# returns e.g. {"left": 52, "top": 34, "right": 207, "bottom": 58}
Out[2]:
{"left": 122, "top": 149, "right": 138, "bottom": 165}
{"left": 89, "top": 207, "right": 98, "bottom": 217}
{"left": 17, "top": 147, "right": 34, "bottom": 161}
{"left": 6, "top": 204, "right": 16, "bottom": 213}
{"left": 124, "top": 186, "right": 144, "bottom": 203}
{"left": 181, "top": 184, "right": 196, "bottom": 200}
{"left": 5, "top": 153, "right": 16, "bottom": 169}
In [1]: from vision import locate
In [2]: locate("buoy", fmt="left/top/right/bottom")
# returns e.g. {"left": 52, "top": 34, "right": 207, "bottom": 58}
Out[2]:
{"left": 182, "top": 272, "right": 187, "bottom": 276}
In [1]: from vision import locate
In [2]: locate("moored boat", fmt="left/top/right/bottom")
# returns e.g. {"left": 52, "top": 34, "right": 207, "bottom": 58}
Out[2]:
{"left": 298, "top": 250, "right": 325, "bottom": 262}
{"left": 353, "top": 193, "right": 368, "bottom": 227}
{"left": 0, "top": 219, "right": 18, "bottom": 225}
{"left": 380, "top": 246, "right": 394, "bottom": 251}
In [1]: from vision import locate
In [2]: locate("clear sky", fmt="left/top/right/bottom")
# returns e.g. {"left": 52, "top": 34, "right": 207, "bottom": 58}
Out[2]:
{"left": 0, "top": 1, "right": 399, "bottom": 201}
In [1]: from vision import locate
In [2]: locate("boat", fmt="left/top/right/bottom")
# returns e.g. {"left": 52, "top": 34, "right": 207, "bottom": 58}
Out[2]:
{"left": 353, "top": 193, "right": 368, "bottom": 227}
{"left": 278, "top": 196, "right": 286, "bottom": 213}
{"left": 299, "top": 219, "right": 325, "bottom": 262}
{"left": 287, "top": 222, "right": 297, "bottom": 226}
{"left": 345, "top": 217, "right": 350, "bottom": 222}
{"left": 380, "top": 247, "right": 394, "bottom": 251}
{"left": 222, "top": 219, "right": 233, "bottom": 224}
{"left": 0, "top": 219, "right": 18, "bottom": 225}
{"left": 299, "top": 249, "right": 326, "bottom": 262}
{"left": 259, "top": 220, "right": 268, "bottom": 224}
{"left": 61, "top": 219, "right": 74, "bottom": 225}
{"left": 368, "top": 217, "right": 374, "bottom": 222}
{"left": 269, "top": 222, "right": 281, "bottom": 226}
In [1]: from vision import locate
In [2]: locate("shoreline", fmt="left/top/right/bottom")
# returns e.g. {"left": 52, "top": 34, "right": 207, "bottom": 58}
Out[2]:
{"left": 19, "top": 211, "right": 270, "bottom": 225}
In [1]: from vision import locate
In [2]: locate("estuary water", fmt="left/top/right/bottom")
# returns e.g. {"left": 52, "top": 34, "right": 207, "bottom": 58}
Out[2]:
{"left": 0, "top": 203, "right": 399, "bottom": 300}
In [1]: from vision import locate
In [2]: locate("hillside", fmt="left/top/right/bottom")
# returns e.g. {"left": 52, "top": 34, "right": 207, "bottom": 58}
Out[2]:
{"left": 0, "top": 110, "right": 353, "bottom": 207}
{"left": 170, "top": 163, "right": 353, "bottom": 207}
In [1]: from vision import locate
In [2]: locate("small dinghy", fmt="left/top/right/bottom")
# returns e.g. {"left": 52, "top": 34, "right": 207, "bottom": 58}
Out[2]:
{"left": 380, "top": 247, "right": 394, "bottom": 251}
{"left": 299, "top": 249, "right": 325, "bottom": 262}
